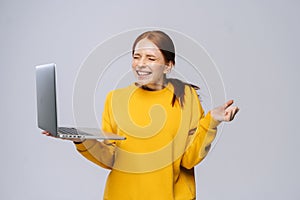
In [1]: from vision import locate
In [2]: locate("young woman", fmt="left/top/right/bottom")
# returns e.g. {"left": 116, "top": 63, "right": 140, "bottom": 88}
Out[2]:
{"left": 43, "top": 30, "right": 239, "bottom": 200}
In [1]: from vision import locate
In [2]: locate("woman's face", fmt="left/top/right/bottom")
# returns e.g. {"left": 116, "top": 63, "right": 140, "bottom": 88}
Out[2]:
{"left": 132, "top": 38, "right": 172, "bottom": 90}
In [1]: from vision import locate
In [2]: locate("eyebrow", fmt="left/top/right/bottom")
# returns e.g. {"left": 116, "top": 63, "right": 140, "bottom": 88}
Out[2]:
{"left": 133, "top": 52, "right": 157, "bottom": 58}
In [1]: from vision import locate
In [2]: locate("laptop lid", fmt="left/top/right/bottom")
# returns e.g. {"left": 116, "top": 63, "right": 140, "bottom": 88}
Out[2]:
{"left": 36, "top": 63, "right": 58, "bottom": 137}
{"left": 35, "top": 63, "right": 126, "bottom": 141}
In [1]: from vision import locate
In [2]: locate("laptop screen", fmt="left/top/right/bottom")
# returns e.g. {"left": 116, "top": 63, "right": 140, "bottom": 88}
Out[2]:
{"left": 35, "top": 63, "right": 58, "bottom": 136}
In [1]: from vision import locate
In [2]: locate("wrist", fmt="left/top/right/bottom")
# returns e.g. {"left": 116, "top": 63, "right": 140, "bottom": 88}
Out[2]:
{"left": 208, "top": 111, "right": 221, "bottom": 127}
{"left": 73, "top": 139, "right": 86, "bottom": 144}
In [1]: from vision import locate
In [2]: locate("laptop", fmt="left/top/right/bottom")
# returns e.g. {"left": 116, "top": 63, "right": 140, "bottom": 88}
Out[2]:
{"left": 35, "top": 63, "right": 126, "bottom": 141}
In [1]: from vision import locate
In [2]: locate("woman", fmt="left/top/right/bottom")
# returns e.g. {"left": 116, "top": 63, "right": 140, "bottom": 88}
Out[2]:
{"left": 44, "top": 30, "right": 239, "bottom": 200}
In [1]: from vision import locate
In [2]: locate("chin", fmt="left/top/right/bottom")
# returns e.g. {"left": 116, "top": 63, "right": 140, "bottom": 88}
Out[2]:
{"left": 136, "top": 79, "right": 151, "bottom": 86}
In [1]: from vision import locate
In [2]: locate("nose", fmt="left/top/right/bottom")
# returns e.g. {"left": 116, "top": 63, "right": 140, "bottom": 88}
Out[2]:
{"left": 136, "top": 57, "right": 146, "bottom": 67}
{"left": 136, "top": 64, "right": 146, "bottom": 70}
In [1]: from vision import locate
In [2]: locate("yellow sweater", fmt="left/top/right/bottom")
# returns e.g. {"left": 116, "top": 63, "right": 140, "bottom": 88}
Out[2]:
{"left": 75, "top": 82, "right": 219, "bottom": 200}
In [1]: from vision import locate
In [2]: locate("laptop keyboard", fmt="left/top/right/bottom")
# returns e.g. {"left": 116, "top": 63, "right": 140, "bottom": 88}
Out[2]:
{"left": 58, "top": 127, "right": 79, "bottom": 135}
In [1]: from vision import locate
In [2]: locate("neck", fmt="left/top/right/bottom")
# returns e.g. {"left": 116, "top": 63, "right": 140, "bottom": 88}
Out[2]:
{"left": 136, "top": 77, "right": 168, "bottom": 91}
{"left": 142, "top": 84, "right": 164, "bottom": 91}
{"left": 136, "top": 82, "right": 166, "bottom": 91}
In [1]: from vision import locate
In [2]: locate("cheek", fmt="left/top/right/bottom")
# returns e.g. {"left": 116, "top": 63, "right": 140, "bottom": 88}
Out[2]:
{"left": 132, "top": 60, "right": 137, "bottom": 68}
{"left": 151, "top": 65, "right": 166, "bottom": 76}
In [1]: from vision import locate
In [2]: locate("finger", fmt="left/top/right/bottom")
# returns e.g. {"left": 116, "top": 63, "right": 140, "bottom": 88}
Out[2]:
{"left": 230, "top": 107, "right": 240, "bottom": 121}
{"left": 42, "top": 131, "right": 48, "bottom": 135}
{"left": 225, "top": 105, "right": 239, "bottom": 113}
{"left": 227, "top": 109, "right": 234, "bottom": 121}
{"left": 235, "top": 107, "right": 240, "bottom": 115}
{"left": 230, "top": 110, "right": 235, "bottom": 121}
{"left": 224, "top": 100, "right": 234, "bottom": 109}
{"left": 222, "top": 109, "right": 231, "bottom": 122}
{"left": 42, "top": 131, "right": 51, "bottom": 136}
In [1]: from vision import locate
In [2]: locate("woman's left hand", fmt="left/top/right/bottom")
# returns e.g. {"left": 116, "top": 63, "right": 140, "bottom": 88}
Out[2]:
{"left": 210, "top": 100, "right": 239, "bottom": 123}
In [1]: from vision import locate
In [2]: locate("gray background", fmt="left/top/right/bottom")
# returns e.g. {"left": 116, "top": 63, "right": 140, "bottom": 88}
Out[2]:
{"left": 1, "top": 0, "right": 299, "bottom": 199}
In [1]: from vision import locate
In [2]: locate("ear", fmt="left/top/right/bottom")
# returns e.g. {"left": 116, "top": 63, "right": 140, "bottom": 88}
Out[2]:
{"left": 163, "top": 61, "right": 174, "bottom": 74}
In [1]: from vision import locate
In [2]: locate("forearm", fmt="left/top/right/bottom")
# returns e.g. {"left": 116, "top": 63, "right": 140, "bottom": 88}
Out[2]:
{"left": 74, "top": 140, "right": 115, "bottom": 169}
{"left": 181, "top": 112, "right": 220, "bottom": 169}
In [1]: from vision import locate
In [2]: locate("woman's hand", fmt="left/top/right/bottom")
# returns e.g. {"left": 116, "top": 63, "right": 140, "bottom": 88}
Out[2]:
{"left": 210, "top": 100, "right": 239, "bottom": 123}
{"left": 41, "top": 131, "right": 84, "bottom": 143}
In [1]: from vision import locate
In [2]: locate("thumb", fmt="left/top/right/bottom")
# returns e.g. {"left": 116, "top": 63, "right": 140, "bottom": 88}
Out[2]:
{"left": 224, "top": 100, "right": 234, "bottom": 109}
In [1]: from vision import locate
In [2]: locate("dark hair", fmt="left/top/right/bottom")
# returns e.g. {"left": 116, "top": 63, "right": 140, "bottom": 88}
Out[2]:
{"left": 132, "top": 30, "right": 176, "bottom": 65}
{"left": 132, "top": 30, "right": 199, "bottom": 107}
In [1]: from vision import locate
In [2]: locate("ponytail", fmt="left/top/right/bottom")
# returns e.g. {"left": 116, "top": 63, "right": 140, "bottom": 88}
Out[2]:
{"left": 166, "top": 78, "right": 199, "bottom": 108}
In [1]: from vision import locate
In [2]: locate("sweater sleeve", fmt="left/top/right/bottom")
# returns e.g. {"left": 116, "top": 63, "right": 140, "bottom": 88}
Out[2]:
{"left": 180, "top": 89, "right": 220, "bottom": 169}
{"left": 74, "top": 91, "right": 116, "bottom": 169}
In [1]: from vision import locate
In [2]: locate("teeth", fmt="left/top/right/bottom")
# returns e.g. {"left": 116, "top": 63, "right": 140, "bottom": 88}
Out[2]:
{"left": 137, "top": 71, "right": 151, "bottom": 76}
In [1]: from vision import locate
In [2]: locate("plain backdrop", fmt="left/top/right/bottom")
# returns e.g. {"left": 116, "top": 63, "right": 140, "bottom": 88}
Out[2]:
{"left": 1, "top": 0, "right": 299, "bottom": 199}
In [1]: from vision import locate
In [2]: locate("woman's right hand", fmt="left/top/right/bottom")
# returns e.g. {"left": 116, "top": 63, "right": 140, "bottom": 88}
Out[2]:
{"left": 42, "top": 131, "right": 52, "bottom": 137}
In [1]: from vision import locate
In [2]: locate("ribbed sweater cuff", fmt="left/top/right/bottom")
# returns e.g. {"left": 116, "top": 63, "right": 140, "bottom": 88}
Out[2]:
{"left": 204, "top": 112, "right": 221, "bottom": 129}
{"left": 74, "top": 140, "right": 97, "bottom": 152}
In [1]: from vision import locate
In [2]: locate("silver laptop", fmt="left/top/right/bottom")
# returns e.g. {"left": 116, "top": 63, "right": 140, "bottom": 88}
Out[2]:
{"left": 35, "top": 63, "right": 125, "bottom": 141}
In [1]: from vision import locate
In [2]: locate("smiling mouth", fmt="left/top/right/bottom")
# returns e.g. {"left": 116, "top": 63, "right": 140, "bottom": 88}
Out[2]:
{"left": 136, "top": 70, "right": 152, "bottom": 76}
